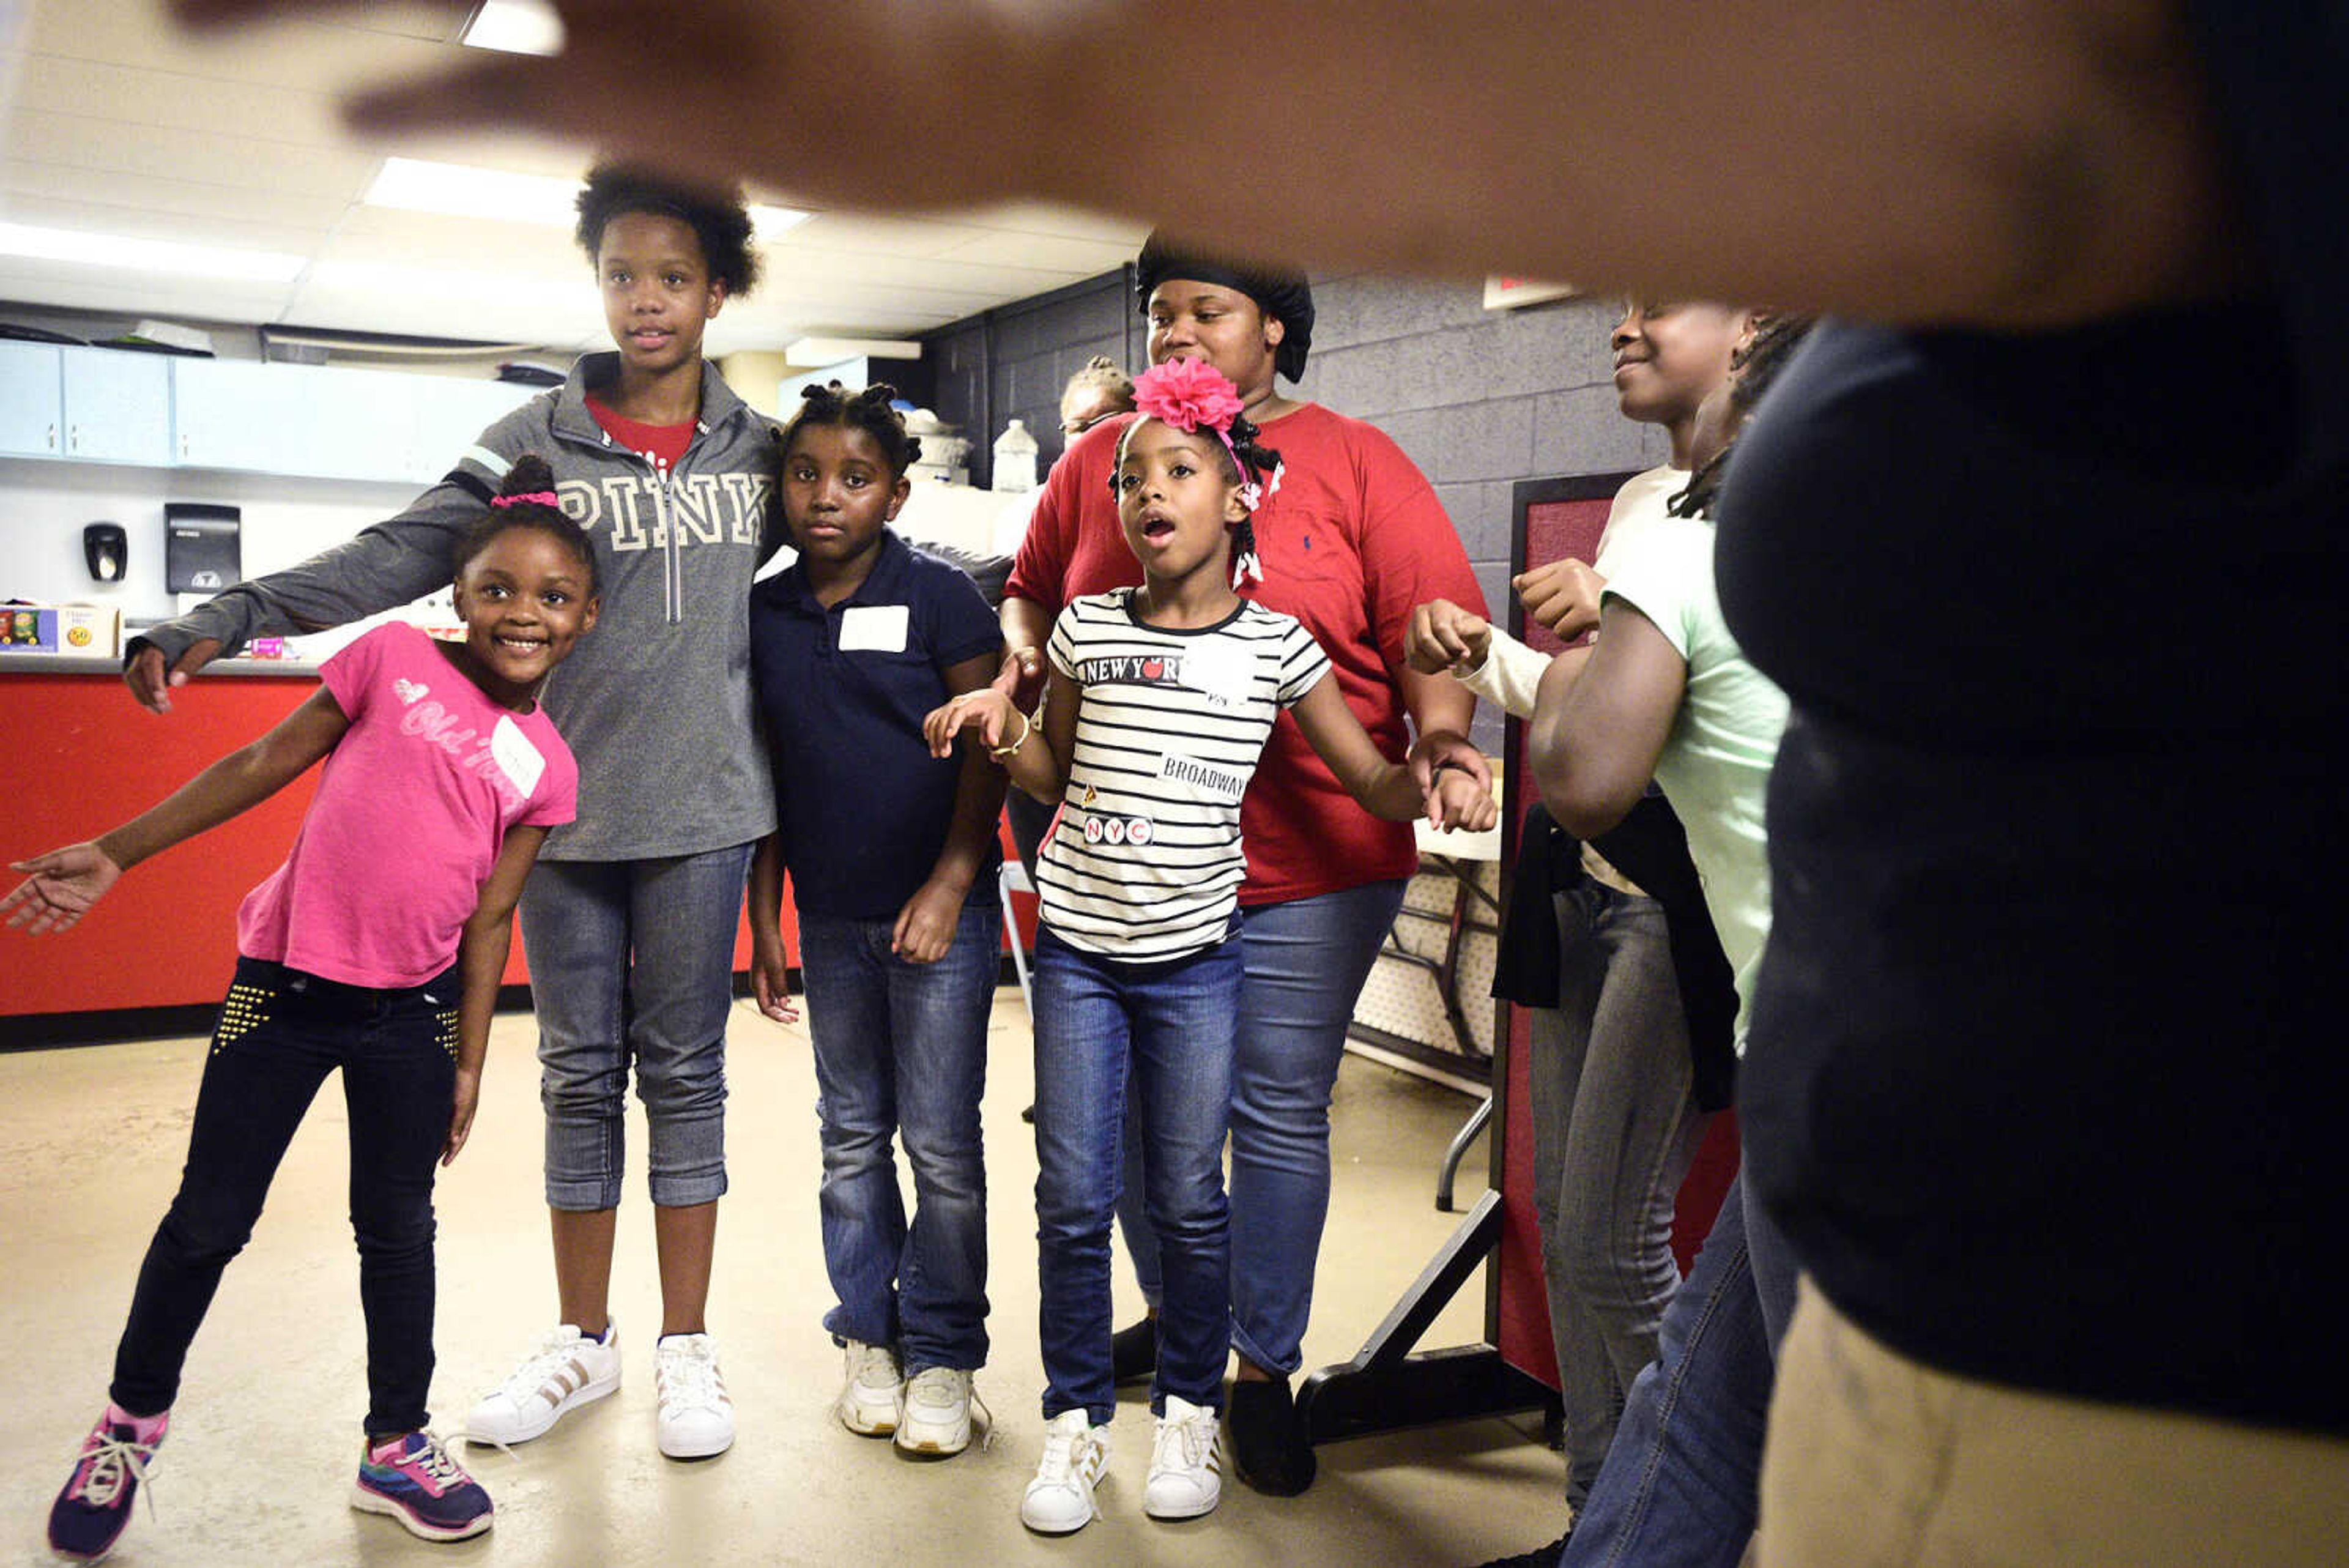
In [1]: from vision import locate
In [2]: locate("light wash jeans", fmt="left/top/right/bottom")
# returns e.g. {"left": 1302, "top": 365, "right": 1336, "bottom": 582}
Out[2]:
{"left": 797, "top": 902, "right": 999, "bottom": 1373}
{"left": 1562, "top": 1169, "right": 1799, "bottom": 1568}
{"left": 1530, "top": 883, "right": 1711, "bottom": 1510}
{"left": 519, "top": 844, "right": 754, "bottom": 1211}
{"left": 1034, "top": 927, "right": 1241, "bottom": 1424}
{"left": 1118, "top": 879, "right": 1407, "bottom": 1377}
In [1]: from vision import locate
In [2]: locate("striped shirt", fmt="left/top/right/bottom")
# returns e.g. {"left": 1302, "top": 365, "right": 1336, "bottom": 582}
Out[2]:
{"left": 1041, "top": 590, "right": 1329, "bottom": 960}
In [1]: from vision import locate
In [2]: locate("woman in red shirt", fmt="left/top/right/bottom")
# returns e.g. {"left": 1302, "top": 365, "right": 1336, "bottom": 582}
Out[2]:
{"left": 1000, "top": 234, "right": 1489, "bottom": 1495}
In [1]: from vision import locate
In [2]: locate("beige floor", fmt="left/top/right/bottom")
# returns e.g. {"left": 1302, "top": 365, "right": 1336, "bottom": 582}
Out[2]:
{"left": 1, "top": 990, "right": 1564, "bottom": 1566}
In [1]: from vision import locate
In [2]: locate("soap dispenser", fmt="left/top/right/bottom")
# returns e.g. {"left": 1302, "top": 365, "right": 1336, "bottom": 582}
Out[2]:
{"left": 84, "top": 522, "right": 127, "bottom": 584}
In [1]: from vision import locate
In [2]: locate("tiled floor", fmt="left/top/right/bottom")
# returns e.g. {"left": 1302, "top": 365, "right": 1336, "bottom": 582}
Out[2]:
{"left": 1, "top": 990, "right": 1565, "bottom": 1566}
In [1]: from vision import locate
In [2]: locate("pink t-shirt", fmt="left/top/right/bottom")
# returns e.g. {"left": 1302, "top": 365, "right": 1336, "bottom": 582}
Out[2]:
{"left": 237, "top": 622, "right": 579, "bottom": 988}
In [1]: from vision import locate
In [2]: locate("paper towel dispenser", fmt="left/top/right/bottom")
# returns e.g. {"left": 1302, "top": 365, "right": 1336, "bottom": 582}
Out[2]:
{"left": 165, "top": 503, "right": 242, "bottom": 595}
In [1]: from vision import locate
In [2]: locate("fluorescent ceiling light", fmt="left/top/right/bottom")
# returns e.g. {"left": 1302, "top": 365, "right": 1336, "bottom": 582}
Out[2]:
{"left": 365, "top": 157, "right": 581, "bottom": 225}
{"left": 363, "top": 158, "right": 812, "bottom": 241}
{"left": 752, "top": 205, "right": 812, "bottom": 240}
{"left": 462, "top": 0, "right": 563, "bottom": 56}
{"left": 308, "top": 259, "right": 581, "bottom": 307}
{"left": 785, "top": 336, "right": 925, "bottom": 365}
{"left": 0, "top": 221, "right": 305, "bottom": 283}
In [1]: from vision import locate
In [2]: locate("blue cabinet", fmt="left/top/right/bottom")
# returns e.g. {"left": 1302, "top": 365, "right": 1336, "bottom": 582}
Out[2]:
{"left": 0, "top": 341, "right": 62, "bottom": 457}
{"left": 61, "top": 347, "right": 173, "bottom": 465}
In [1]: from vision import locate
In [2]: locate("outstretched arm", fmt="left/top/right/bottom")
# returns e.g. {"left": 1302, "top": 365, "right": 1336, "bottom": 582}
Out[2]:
{"left": 4, "top": 687, "right": 351, "bottom": 933}
{"left": 1290, "top": 675, "right": 1497, "bottom": 832}
{"left": 125, "top": 448, "right": 516, "bottom": 711}
{"left": 444, "top": 822, "right": 548, "bottom": 1165}
{"left": 176, "top": 0, "right": 2244, "bottom": 329}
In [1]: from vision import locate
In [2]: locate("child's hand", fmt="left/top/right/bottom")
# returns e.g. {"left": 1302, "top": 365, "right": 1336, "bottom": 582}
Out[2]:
{"left": 922, "top": 689, "right": 1016, "bottom": 759}
{"left": 1515, "top": 559, "right": 1608, "bottom": 641}
{"left": 2, "top": 843, "right": 122, "bottom": 935}
{"left": 442, "top": 1066, "right": 481, "bottom": 1167}
{"left": 749, "top": 930, "right": 801, "bottom": 1024}
{"left": 1428, "top": 771, "right": 1501, "bottom": 834}
{"left": 1405, "top": 599, "right": 1494, "bottom": 675}
{"left": 892, "top": 877, "right": 964, "bottom": 965}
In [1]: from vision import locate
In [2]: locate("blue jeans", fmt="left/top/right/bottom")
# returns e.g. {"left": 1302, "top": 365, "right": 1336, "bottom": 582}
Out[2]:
{"left": 110, "top": 957, "right": 456, "bottom": 1436}
{"left": 1118, "top": 879, "right": 1406, "bottom": 1376}
{"left": 1034, "top": 926, "right": 1241, "bottom": 1424}
{"left": 1562, "top": 1168, "right": 1800, "bottom": 1568}
{"left": 518, "top": 845, "right": 754, "bottom": 1211}
{"left": 1530, "top": 884, "right": 1711, "bottom": 1511}
{"left": 797, "top": 902, "right": 999, "bottom": 1373}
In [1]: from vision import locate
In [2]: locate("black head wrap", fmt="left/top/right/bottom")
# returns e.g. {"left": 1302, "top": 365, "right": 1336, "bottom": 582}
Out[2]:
{"left": 1134, "top": 231, "right": 1315, "bottom": 382}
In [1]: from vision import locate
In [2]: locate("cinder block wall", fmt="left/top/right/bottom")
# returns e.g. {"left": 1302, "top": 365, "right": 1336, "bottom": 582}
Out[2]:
{"left": 925, "top": 271, "right": 1673, "bottom": 750}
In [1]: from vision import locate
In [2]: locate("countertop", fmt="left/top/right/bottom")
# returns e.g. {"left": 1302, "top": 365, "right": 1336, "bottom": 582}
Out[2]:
{"left": 0, "top": 652, "right": 322, "bottom": 675}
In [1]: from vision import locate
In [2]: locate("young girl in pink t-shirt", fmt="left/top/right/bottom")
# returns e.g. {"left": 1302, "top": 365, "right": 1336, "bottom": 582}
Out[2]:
{"left": 4, "top": 456, "right": 595, "bottom": 1562}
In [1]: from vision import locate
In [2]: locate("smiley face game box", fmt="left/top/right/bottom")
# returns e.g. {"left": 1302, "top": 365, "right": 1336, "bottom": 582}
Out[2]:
{"left": 0, "top": 603, "right": 123, "bottom": 658}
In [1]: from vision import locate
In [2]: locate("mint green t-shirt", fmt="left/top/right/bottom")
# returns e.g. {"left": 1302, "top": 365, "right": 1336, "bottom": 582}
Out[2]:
{"left": 1601, "top": 514, "right": 1789, "bottom": 1048}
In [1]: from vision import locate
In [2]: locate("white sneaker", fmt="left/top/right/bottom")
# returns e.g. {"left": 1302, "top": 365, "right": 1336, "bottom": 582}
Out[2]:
{"left": 1143, "top": 1395, "right": 1222, "bottom": 1520}
{"left": 836, "top": 1339, "right": 903, "bottom": 1436}
{"left": 1021, "top": 1410, "right": 1108, "bottom": 1535}
{"left": 654, "top": 1333, "right": 735, "bottom": 1459}
{"left": 896, "top": 1367, "right": 978, "bottom": 1455}
{"left": 466, "top": 1321, "right": 620, "bottom": 1445}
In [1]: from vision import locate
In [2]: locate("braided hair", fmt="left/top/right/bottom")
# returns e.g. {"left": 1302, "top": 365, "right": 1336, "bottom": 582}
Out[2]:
{"left": 454, "top": 453, "right": 598, "bottom": 596}
{"left": 778, "top": 381, "right": 925, "bottom": 478}
{"left": 1219, "top": 411, "right": 1283, "bottom": 578}
{"left": 1064, "top": 354, "right": 1136, "bottom": 409}
{"left": 574, "top": 161, "right": 761, "bottom": 299}
{"left": 1671, "top": 314, "right": 1817, "bottom": 520}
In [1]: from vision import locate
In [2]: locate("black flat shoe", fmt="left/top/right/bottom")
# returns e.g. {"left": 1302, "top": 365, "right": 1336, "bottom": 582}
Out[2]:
{"left": 1110, "top": 1316, "right": 1157, "bottom": 1384}
{"left": 1227, "top": 1377, "right": 1316, "bottom": 1496}
{"left": 1468, "top": 1529, "right": 1572, "bottom": 1568}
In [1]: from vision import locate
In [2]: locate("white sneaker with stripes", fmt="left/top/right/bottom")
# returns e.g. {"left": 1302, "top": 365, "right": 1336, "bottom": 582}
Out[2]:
{"left": 1143, "top": 1394, "right": 1222, "bottom": 1520}
{"left": 465, "top": 1321, "right": 622, "bottom": 1446}
{"left": 655, "top": 1332, "right": 735, "bottom": 1459}
{"left": 1021, "top": 1410, "right": 1108, "bottom": 1534}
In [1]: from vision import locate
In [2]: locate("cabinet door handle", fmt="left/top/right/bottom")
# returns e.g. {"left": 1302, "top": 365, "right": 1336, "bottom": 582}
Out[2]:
{"left": 69, "top": 424, "right": 80, "bottom": 454}
{"left": 48, "top": 422, "right": 58, "bottom": 451}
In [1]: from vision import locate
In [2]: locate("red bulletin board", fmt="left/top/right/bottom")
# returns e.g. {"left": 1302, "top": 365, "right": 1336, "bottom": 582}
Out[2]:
{"left": 1491, "top": 477, "right": 1742, "bottom": 1391}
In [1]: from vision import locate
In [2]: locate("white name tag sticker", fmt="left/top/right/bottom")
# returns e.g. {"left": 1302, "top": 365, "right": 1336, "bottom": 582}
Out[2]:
{"left": 839, "top": 604, "right": 910, "bottom": 653}
{"left": 490, "top": 715, "right": 546, "bottom": 799}
{"left": 1158, "top": 749, "right": 1249, "bottom": 804}
{"left": 1181, "top": 642, "right": 1254, "bottom": 707}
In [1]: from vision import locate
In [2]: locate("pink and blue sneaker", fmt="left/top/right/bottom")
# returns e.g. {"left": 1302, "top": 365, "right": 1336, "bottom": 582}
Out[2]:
{"left": 48, "top": 1404, "right": 166, "bottom": 1564}
{"left": 350, "top": 1431, "right": 494, "bottom": 1542}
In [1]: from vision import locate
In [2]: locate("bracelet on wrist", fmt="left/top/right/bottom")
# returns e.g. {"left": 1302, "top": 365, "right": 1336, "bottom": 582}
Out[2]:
{"left": 988, "top": 710, "right": 1033, "bottom": 762}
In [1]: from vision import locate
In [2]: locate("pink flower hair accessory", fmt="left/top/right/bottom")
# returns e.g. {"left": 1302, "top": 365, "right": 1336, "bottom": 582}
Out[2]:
{"left": 1132, "top": 357, "right": 1274, "bottom": 516}
{"left": 1132, "top": 357, "right": 1246, "bottom": 435}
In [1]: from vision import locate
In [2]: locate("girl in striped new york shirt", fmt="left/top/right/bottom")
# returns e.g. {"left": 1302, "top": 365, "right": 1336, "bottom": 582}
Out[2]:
{"left": 925, "top": 359, "right": 1494, "bottom": 1536}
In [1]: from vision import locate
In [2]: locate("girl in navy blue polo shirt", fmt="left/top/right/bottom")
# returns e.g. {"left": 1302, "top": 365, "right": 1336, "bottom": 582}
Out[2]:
{"left": 746, "top": 383, "right": 1008, "bottom": 1458}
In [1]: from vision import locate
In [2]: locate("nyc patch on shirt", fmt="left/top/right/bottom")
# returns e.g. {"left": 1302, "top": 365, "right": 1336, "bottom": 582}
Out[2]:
{"left": 839, "top": 604, "right": 910, "bottom": 653}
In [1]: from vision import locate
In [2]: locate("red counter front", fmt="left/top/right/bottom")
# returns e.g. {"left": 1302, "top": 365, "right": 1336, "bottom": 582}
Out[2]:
{"left": 0, "top": 670, "right": 762, "bottom": 1028}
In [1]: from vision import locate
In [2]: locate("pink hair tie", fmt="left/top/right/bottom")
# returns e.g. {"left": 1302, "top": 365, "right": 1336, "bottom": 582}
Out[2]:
{"left": 492, "top": 490, "right": 560, "bottom": 508}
